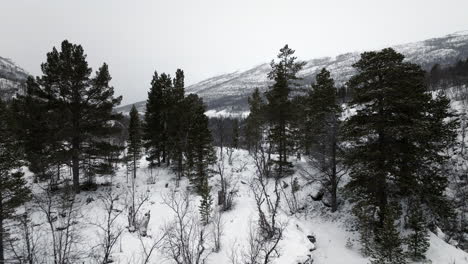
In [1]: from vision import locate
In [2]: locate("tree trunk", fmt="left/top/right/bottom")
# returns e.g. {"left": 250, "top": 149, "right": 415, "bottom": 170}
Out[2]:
{"left": 133, "top": 153, "right": 137, "bottom": 179}
{"left": 331, "top": 120, "right": 338, "bottom": 213}
{"left": 72, "top": 143, "right": 80, "bottom": 193}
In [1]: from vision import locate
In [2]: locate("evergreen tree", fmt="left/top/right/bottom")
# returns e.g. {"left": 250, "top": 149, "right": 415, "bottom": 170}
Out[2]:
{"left": 13, "top": 77, "right": 66, "bottom": 184}
{"left": 184, "top": 94, "right": 216, "bottom": 193}
{"left": 344, "top": 48, "right": 456, "bottom": 227}
{"left": 143, "top": 72, "right": 173, "bottom": 167}
{"left": 19, "top": 40, "right": 122, "bottom": 192}
{"left": 232, "top": 118, "right": 239, "bottom": 149}
{"left": 371, "top": 208, "right": 406, "bottom": 264}
{"left": 127, "top": 105, "right": 142, "bottom": 179}
{"left": 405, "top": 202, "right": 430, "bottom": 261}
{"left": 0, "top": 99, "right": 31, "bottom": 262}
{"left": 144, "top": 72, "right": 164, "bottom": 166}
{"left": 245, "top": 88, "right": 265, "bottom": 152}
{"left": 199, "top": 177, "right": 213, "bottom": 225}
{"left": 305, "top": 68, "right": 343, "bottom": 212}
{"left": 168, "top": 69, "right": 186, "bottom": 179}
{"left": 159, "top": 73, "right": 173, "bottom": 165}
{"left": 265, "top": 45, "right": 305, "bottom": 177}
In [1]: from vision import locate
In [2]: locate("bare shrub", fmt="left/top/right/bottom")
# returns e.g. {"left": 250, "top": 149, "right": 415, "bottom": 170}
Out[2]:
{"left": 160, "top": 189, "right": 212, "bottom": 264}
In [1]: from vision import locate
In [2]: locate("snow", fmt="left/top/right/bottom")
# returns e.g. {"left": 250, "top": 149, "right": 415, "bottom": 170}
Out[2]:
{"left": 204, "top": 109, "right": 250, "bottom": 119}
{"left": 17, "top": 147, "right": 468, "bottom": 263}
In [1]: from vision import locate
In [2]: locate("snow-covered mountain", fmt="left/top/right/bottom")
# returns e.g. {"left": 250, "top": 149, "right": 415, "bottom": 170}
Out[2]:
{"left": 0, "top": 56, "right": 29, "bottom": 100}
{"left": 117, "top": 31, "right": 468, "bottom": 114}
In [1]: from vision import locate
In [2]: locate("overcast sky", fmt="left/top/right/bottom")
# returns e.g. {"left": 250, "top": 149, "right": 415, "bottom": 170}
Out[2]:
{"left": 2, "top": 0, "right": 468, "bottom": 104}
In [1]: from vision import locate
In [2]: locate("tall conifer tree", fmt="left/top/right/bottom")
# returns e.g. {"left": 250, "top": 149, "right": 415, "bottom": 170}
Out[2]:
{"left": 265, "top": 45, "right": 305, "bottom": 177}
{"left": 127, "top": 105, "right": 142, "bottom": 179}
{"left": 305, "top": 68, "right": 343, "bottom": 212}
{"left": 19, "top": 40, "right": 122, "bottom": 192}
{"left": 344, "top": 48, "right": 456, "bottom": 227}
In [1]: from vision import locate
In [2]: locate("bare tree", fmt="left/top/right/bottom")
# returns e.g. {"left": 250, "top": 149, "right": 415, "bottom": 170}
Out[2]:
{"left": 161, "top": 189, "right": 212, "bottom": 264}
{"left": 250, "top": 142, "right": 281, "bottom": 239}
{"left": 90, "top": 188, "right": 124, "bottom": 264}
{"left": 136, "top": 232, "right": 166, "bottom": 264}
{"left": 211, "top": 207, "right": 224, "bottom": 252}
{"left": 301, "top": 114, "right": 346, "bottom": 212}
{"left": 215, "top": 148, "right": 239, "bottom": 212}
{"left": 229, "top": 220, "right": 285, "bottom": 264}
{"left": 35, "top": 182, "right": 84, "bottom": 264}
{"left": 126, "top": 177, "right": 150, "bottom": 232}
{"left": 280, "top": 177, "right": 302, "bottom": 215}
{"left": 7, "top": 210, "right": 43, "bottom": 264}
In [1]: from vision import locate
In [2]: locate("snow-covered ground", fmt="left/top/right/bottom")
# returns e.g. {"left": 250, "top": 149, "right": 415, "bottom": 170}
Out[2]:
{"left": 19, "top": 148, "right": 468, "bottom": 264}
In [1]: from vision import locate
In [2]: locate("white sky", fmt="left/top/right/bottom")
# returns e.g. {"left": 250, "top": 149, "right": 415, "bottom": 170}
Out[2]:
{"left": 2, "top": 0, "right": 468, "bottom": 104}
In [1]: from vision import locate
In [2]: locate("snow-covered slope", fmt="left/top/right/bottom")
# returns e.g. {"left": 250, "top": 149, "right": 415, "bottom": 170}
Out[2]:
{"left": 186, "top": 31, "right": 468, "bottom": 111}
{"left": 0, "top": 56, "right": 29, "bottom": 100}
{"left": 19, "top": 149, "right": 468, "bottom": 263}
{"left": 117, "top": 31, "right": 468, "bottom": 114}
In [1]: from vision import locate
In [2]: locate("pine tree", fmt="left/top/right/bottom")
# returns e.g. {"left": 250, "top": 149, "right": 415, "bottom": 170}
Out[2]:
{"left": 232, "top": 118, "right": 239, "bottom": 149}
{"left": 184, "top": 94, "right": 216, "bottom": 193}
{"left": 245, "top": 88, "right": 265, "bottom": 152}
{"left": 405, "top": 202, "right": 430, "bottom": 261}
{"left": 159, "top": 73, "right": 173, "bottom": 165}
{"left": 199, "top": 177, "right": 213, "bottom": 225}
{"left": 371, "top": 207, "right": 406, "bottom": 264}
{"left": 353, "top": 198, "right": 376, "bottom": 257}
{"left": 144, "top": 71, "right": 164, "bottom": 166}
{"left": 265, "top": 45, "right": 305, "bottom": 177}
{"left": 0, "top": 99, "right": 31, "bottom": 262}
{"left": 19, "top": 41, "right": 123, "bottom": 192}
{"left": 305, "top": 68, "right": 343, "bottom": 212}
{"left": 143, "top": 72, "right": 174, "bottom": 167}
{"left": 168, "top": 69, "right": 186, "bottom": 180}
{"left": 127, "top": 105, "right": 142, "bottom": 179}
{"left": 13, "top": 77, "right": 66, "bottom": 184}
{"left": 344, "top": 48, "right": 456, "bottom": 227}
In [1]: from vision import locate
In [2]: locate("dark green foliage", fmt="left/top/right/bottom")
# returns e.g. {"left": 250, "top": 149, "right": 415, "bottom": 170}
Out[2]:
{"left": 232, "top": 118, "right": 239, "bottom": 149}
{"left": 352, "top": 198, "right": 376, "bottom": 257}
{"left": 0, "top": 99, "right": 31, "bottom": 262}
{"left": 427, "top": 59, "right": 468, "bottom": 89}
{"left": 127, "top": 105, "right": 142, "bottom": 178}
{"left": 144, "top": 71, "right": 164, "bottom": 166}
{"left": 199, "top": 177, "right": 213, "bottom": 225}
{"left": 143, "top": 71, "right": 214, "bottom": 191}
{"left": 245, "top": 88, "right": 265, "bottom": 152}
{"left": 405, "top": 202, "right": 430, "bottom": 261}
{"left": 265, "top": 45, "right": 305, "bottom": 177}
{"left": 184, "top": 94, "right": 216, "bottom": 193}
{"left": 13, "top": 77, "right": 66, "bottom": 183}
{"left": 168, "top": 69, "right": 187, "bottom": 179}
{"left": 371, "top": 208, "right": 406, "bottom": 264}
{"left": 15, "top": 41, "right": 123, "bottom": 191}
{"left": 304, "top": 68, "right": 344, "bottom": 212}
{"left": 344, "top": 48, "right": 456, "bottom": 228}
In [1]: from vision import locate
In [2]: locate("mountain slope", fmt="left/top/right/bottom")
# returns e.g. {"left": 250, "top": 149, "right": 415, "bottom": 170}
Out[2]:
{"left": 116, "top": 31, "right": 468, "bottom": 114}
{"left": 0, "top": 56, "right": 29, "bottom": 100}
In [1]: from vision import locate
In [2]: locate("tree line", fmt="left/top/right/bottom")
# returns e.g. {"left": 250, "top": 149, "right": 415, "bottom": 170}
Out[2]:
{"left": 244, "top": 45, "right": 460, "bottom": 263}
{"left": 0, "top": 40, "right": 466, "bottom": 263}
{"left": 0, "top": 40, "right": 217, "bottom": 263}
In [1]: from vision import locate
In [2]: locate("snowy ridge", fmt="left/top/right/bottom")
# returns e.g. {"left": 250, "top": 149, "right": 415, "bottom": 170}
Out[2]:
{"left": 117, "top": 31, "right": 468, "bottom": 115}
{"left": 184, "top": 31, "right": 468, "bottom": 112}
{"left": 0, "top": 56, "right": 29, "bottom": 100}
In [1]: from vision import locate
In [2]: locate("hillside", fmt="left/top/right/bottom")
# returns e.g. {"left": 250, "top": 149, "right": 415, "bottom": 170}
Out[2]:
{"left": 116, "top": 31, "right": 468, "bottom": 114}
{"left": 0, "top": 56, "right": 29, "bottom": 100}
{"left": 18, "top": 149, "right": 468, "bottom": 263}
